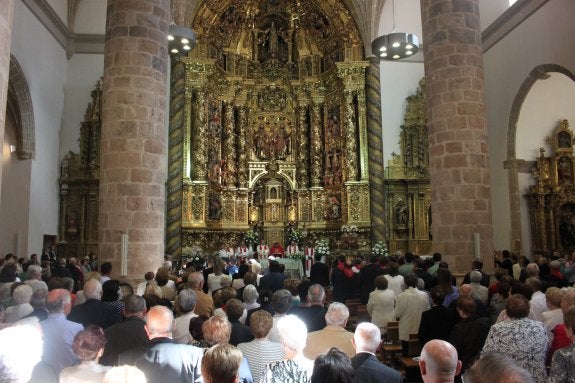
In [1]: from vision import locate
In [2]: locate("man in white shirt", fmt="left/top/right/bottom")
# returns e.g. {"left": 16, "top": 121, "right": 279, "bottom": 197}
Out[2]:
{"left": 395, "top": 273, "right": 430, "bottom": 356}
{"left": 256, "top": 239, "right": 269, "bottom": 259}
{"left": 235, "top": 240, "right": 252, "bottom": 258}
{"left": 286, "top": 240, "right": 299, "bottom": 256}
{"left": 219, "top": 243, "right": 234, "bottom": 259}
{"left": 526, "top": 277, "right": 547, "bottom": 322}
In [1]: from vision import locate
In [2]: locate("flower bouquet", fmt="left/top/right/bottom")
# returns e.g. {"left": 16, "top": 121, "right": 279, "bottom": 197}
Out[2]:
{"left": 372, "top": 241, "right": 389, "bottom": 258}
{"left": 315, "top": 239, "right": 330, "bottom": 258}
{"left": 244, "top": 230, "right": 259, "bottom": 247}
{"left": 288, "top": 227, "right": 305, "bottom": 245}
{"left": 287, "top": 250, "right": 305, "bottom": 261}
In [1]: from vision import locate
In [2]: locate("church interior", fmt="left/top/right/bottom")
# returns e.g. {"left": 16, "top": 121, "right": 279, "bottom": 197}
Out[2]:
{"left": 1, "top": 0, "right": 575, "bottom": 278}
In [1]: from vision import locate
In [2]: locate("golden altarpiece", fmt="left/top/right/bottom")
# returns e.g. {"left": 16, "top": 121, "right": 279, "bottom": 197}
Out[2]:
{"left": 170, "top": 1, "right": 373, "bottom": 255}
{"left": 526, "top": 119, "right": 575, "bottom": 254}
{"left": 384, "top": 80, "right": 432, "bottom": 254}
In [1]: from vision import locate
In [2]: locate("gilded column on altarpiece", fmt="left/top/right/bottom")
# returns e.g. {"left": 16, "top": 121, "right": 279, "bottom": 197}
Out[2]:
{"left": 223, "top": 101, "right": 237, "bottom": 187}
{"left": 296, "top": 105, "right": 309, "bottom": 188}
{"left": 192, "top": 87, "right": 208, "bottom": 181}
{"left": 237, "top": 105, "right": 249, "bottom": 188}
{"left": 310, "top": 103, "right": 323, "bottom": 187}
{"left": 343, "top": 89, "right": 358, "bottom": 181}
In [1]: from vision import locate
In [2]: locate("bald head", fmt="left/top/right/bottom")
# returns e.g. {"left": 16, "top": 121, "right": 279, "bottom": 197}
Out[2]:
{"left": 46, "top": 288, "right": 72, "bottom": 314}
{"left": 419, "top": 340, "right": 461, "bottom": 382}
{"left": 459, "top": 284, "right": 472, "bottom": 297}
{"left": 145, "top": 305, "right": 175, "bottom": 339}
{"left": 188, "top": 272, "right": 204, "bottom": 289}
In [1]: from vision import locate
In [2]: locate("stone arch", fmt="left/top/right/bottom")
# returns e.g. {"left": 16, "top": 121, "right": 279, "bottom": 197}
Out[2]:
{"left": 7, "top": 55, "right": 35, "bottom": 159}
{"left": 506, "top": 64, "right": 575, "bottom": 254}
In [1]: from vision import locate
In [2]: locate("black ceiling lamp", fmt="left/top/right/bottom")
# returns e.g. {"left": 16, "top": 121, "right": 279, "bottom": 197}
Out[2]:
{"left": 371, "top": 0, "right": 420, "bottom": 60}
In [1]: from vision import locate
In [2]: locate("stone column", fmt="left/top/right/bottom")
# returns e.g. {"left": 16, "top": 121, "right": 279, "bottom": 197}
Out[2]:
{"left": 99, "top": 0, "right": 170, "bottom": 280}
{"left": 421, "top": 0, "right": 493, "bottom": 271}
{"left": 0, "top": 0, "right": 14, "bottom": 199}
{"left": 366, "top": 58, "right": 385, "bottom": 243}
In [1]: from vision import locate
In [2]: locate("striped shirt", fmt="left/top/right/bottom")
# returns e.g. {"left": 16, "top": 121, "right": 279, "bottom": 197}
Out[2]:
{"left": 238, "top": 338, "right": 285, "bottom": 382}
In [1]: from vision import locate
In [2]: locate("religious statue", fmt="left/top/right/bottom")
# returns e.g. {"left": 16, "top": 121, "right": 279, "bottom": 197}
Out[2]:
{"left": 558, "top": 156, "right": 573, "bottom": 184}
{"left": 395, "top": 201, "right": 408, "bottom": 225}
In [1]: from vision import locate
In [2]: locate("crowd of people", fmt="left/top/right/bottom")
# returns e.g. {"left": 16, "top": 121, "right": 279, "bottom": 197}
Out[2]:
{"left": 0, "top": 246, "right": 574, "bottom": 383}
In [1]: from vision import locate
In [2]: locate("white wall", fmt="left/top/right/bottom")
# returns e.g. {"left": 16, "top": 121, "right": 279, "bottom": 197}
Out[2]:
{"left": 74, "top": 0, "right": 106, "bottom": 34}
{"left": 479, "top": 0, "right": 511, "bottom": 31}
{"left": 10, "top": 1, "right": 68, "bottom": 255}
{"left": 0, "top": 121, "right": 31, "bottom": 257}
{"left": 380, "top": 62, "right": 425, "bottom": 166}
{"left": 484, "top": 0, "right": 575, "bottom": 253}
{"left": 60, "top": 54, "right": 104, "bottom": 160}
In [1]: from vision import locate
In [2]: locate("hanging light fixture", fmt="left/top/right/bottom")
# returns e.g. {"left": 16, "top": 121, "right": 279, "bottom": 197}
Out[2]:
{"left": 371, "top": 0, "right": 419, "bottom": 60}
{"left": 168, "top": 23, "right": 196, "bottom": 56}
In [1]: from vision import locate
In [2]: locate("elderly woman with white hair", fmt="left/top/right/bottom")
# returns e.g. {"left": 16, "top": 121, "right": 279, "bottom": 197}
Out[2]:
{"left": 243, "top": 284, "right": 260, "bottom": 311}
{"left": 261, "top": 314, "right": 313, "bottom": 383}
{"left": 5, "top": 284, "right": 33, "bottom": 322}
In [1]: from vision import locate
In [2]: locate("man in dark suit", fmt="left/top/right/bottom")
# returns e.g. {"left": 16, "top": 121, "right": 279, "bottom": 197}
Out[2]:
{"left": 119, "top": 305, "right": 204, "bottom": 383}
{"left": 310, "top": 254, "right": 330, "bottom": 287}
{"left": 359, "top": 255, "right": 385, "bottom": 304}
{"left": 68, "top": 278, "right": 120, "bottom": 328}
{"left": 419, "top": 287, "right": 454, "bottom": 345}
{"left": 100, "top": 294, "right": 149, "bottom": 366}
{"left": 290, "top": 284, "right": 327, "bottom": 332}
{"left": 259, "top": 260, "right": 286, "bottom": 292}
{"left": 462, "top": 259, "right": 491, "bottom": 288}
{"left": 351, "top": 322, "right": 402, "bottom": 383}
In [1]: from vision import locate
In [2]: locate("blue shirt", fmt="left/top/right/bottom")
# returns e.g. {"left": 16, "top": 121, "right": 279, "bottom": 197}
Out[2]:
{"left": 41, "top": 313, "right": 83, "bottom": 374}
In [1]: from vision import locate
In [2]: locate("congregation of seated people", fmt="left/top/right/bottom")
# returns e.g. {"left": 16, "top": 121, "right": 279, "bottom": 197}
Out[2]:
{"left": 0, "top": 247, "right": 575, "bottom": 383}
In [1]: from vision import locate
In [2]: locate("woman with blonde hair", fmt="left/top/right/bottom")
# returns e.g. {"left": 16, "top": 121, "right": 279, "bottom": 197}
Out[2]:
{"left": 208, "top": 259, "right": 227, "bottom": 293}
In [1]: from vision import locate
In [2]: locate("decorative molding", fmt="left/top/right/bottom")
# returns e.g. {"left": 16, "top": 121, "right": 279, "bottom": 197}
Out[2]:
{"left": 71, "top": 34, "right": 106, "bottom": 55}
{"left": 21, "top": 0, "right": 69, "bottom": 49}
{"left": 504, "top": 159, "right": 536, "bottom": 173}
{"left": 482, "top": 0, "right": 549, "bottom": 52}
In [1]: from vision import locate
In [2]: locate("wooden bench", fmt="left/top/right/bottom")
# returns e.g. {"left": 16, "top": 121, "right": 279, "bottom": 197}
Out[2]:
{"left": 399, "top": 356, "right": 422, "bottom": 383}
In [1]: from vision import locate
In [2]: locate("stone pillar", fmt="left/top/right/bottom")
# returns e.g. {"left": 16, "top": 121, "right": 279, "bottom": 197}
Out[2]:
{"left": 366, "top": 58, "right": 385, "bottom": 243}
{"left": 0, "top": 0, "right": 14, "bottom": 199}
{"left": 421, "top": 0, "right": 493, "bottom": 272}
{"left": 99, "top": 0, "right": 170, "bottom": 280}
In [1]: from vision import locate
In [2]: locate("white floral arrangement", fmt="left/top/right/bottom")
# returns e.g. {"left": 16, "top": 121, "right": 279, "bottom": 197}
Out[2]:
{"left": 341, "top": 225, "right": 358, "bottom": 233}
{"left": 315, "top": 239, "right": 330, "bottom": 258}
{"left": 244, "top": 230, "right": 259, "bottom": 246}
{"left": 287, "top": 250, "right": 305, "bottom": 261}
{"left": 288, "top": 228, "right": 305, "bottom": 245}
{"left": 372, "top": 241, "right": 389, "bottom": 257}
